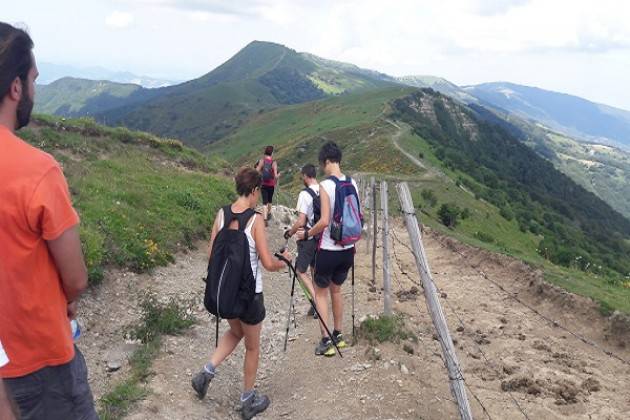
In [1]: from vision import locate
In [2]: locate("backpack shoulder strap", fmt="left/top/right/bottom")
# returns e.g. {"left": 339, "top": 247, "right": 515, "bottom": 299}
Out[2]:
{"left": 303, "top": 187, "right": 318, "bottom": 199}
{"left": 327, "top": 175, "right": 340, "bottom": 184}
{"left": 221, "top": 205, "right": 233, "bottom": 229}
{"left": 235, "top": 208, "right": 256, "bottom": 231}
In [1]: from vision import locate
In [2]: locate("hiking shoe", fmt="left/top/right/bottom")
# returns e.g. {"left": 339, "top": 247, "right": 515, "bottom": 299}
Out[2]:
{"left": 191, "top": 370, "right": 214, "bottom": 400}
{"left": 307, "top": 306, "right": 318, "bottom": 319}
{"left": 315, "top": 337, "right": 336, "bottom": 357}
{"left": 241, "top": 391, "right": 270, "bottom": 420}
{"left": 333, "top": 331, "right": 348, "bottom": 349}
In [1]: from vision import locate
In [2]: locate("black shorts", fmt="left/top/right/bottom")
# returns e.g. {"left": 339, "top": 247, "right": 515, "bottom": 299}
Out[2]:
{"left": 314, "top": 248, "right": 354, "bottom": 288}
{"left": 261, "top": 186, "right": 274, "bottom": 205}
{"left": 6, "top": 346, "right": 98, "bottom": 420}
{"left": 240, "top": 293, "right": 266, "bottom": 325}
{"left": 296, "top": 239, "right": 317, "bottom": 273}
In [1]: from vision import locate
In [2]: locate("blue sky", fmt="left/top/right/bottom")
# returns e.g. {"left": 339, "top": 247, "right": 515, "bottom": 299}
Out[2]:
{"left": 5, "top": 0, "right": 630, "bottom": 109}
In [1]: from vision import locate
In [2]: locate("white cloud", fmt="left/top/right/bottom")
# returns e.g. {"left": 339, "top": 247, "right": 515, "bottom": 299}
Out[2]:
{"left": 105, "top": 11, "right": 135, "bottom": 28}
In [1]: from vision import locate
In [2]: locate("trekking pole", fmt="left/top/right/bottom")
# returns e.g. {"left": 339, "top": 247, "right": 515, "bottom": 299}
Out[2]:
{"left": 284, "top": 267, "right": 297, "bottom": 351}
{"left": 280, "top": 236, "right": 297, "bottom": 332}
{"left": 352, "top": 261, "right": 356, "bottom": 345}
{"left": 275, "top": 253, "right": 343, "bottom": 358}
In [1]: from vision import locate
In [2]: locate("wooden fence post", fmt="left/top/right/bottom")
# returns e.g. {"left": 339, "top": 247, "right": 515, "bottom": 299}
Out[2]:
{"left": 396, "top": 182, "right": 473, "bottom": 420}
{"left": 381, "top": 181, "right": 392, "bottom": 315}
{"left": 364, "top": 179, "right": 371, "bottom": 254}
{"left": 371, "top": 177, "right": 377, "bottom": 285}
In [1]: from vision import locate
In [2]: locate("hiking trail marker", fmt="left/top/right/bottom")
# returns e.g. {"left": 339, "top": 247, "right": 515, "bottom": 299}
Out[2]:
{"left": 396, "top": 182, "right": 473, "bottom": 420}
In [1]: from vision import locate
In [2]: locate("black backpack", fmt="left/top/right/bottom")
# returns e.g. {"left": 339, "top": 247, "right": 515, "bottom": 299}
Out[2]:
{"left": 204, "top": 206, "right": 257, "bottom": 320}
{"left": 303, "top": 187, "right": 321, "bottom": 232}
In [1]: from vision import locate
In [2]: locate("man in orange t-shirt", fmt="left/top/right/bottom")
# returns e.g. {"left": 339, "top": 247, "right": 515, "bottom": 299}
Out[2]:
{"left": 0, "top": 22, "right": 97, "bottom": 419}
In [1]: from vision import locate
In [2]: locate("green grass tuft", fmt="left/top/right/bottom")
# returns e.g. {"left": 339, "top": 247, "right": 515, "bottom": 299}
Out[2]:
{"left": 99, "top": 294, "right": 195, "bottom": 418}
{"left": 359, "top": 314, "right": 413, "bottom": 344}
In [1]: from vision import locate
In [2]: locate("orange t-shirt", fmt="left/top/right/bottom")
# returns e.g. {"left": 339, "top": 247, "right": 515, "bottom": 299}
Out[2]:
{"left": 0, "top": 125, "right": 79, "bottom": 378}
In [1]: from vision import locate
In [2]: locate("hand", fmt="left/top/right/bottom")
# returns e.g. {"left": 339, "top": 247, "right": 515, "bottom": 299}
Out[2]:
{"left": 296, "top": 228, "right": 307, "bottom": 241}
{"left": 280, "top": 249, "right": 293, "bottom": 264}
{"left": 67, "top": 301, "right": 78, "bottom": 320}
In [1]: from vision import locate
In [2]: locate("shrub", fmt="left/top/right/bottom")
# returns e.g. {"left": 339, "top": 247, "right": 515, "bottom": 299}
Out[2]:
{"left": 474, "top": 231, "right": 495, "bottom": 243}
{"left": 359, "top": 315, "right": 412, "bottom": 344}
{"left": 438, "top": 203, "right": 461, "bottom": 227}
{"left": 421, "top": 189, "right": 438, "bottom": 208}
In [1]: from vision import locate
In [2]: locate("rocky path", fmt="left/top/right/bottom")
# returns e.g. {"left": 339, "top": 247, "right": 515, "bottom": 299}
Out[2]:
{"left": 79, "top": 207, "right": 630, "bottom": 419}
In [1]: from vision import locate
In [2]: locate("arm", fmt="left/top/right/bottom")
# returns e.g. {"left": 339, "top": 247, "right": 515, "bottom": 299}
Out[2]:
{"left": 47, "top": 225, "right": 87, "bottom": 303}
{"left": 252, "top": 215, "right": 291, "bottom": 271}
{"left": 255, "top": 159, "right": 263, "bottom": 172}
{"left": 287, "top": 212, "right": 307, "bottom": 237}
{"left": 273, "top": 161, "right": 280, "bottom": 179}
{"left": 0, "top": 379, "right": 18, "bottom": 420}
{"left": 207, "top": 210, "right": 222, "bottom": 260}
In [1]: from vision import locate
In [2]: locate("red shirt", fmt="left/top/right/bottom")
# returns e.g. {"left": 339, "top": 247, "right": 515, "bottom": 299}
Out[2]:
{"left": 0, "top": 125, "right": 79, "bottom": 378}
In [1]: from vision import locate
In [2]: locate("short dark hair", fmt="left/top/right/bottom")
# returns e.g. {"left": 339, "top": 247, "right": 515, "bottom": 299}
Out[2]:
{"left": 318, "top": 141, "right": 342, "bottom": 164}
{"left": 235, "top": 166, "right": 261, "bottom": 196}
{"left": 0, "top": 22, "right": 34, "bottom": 99}
{"left": 264, "top": 145, "right": 274, "bottom": 156}
{"left": 301, "top": 164, "right": 317, "bottom": 179}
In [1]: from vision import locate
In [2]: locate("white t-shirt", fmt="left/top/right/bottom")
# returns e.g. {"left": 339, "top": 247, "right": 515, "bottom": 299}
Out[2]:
{"left": 296, "top": 184, "right": 320, "bottom": 228}
{"left": 0, "top": 340, "right": 8, "bottom": 367}
{"left": 319, "top": 175, "right": 359, "bottom": 251}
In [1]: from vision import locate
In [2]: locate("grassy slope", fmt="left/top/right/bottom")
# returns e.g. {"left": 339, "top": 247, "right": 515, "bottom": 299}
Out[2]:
{"left": 532, "top": 133, "right": 630, "bottom": 219}
{"left": 36, "top": 78, "right": 142, "bottom": 115}
{"left": 396, "top": 129, "right": 630, "bottom": 314}
{"left": 216, "top": 87, "right": 630, "bottom": 314}
{"left": 20, "top": 115, "right": 232, "bottom": 282}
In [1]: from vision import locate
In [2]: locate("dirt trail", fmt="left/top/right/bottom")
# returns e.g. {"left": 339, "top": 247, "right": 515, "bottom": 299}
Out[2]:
{"left": 79, "top": 207, "right": 630, "bottom": 419}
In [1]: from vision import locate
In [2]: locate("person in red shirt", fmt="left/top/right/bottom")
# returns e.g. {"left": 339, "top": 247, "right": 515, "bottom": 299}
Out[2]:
{"left": 0, "top": 22, "right": 97, "bottom": 419}
{"left": 255, "top": 146, "right": 279, "bottom": 225}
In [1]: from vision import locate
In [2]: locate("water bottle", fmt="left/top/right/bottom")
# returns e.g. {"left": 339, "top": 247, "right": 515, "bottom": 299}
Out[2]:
{"left": 70, "top": 319, "right": 81, "bottom": 341}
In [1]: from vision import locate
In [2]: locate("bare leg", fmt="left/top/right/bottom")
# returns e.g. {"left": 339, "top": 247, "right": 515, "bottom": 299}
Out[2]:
{"left": 298, "top": 271, "right": 316, "bottom": 302}
{"left": 314, "top": 283, "right": 330, "bottom": 337}
{"left": 262, "top": 205, "right": 269, "bottom": 222}
{"left": 210, "top": 319, "right": 244, "bottom": 368}
{"left": 241, "top": 321, "right": 262, "bottom": 391}
{"left": 330, "top": 283, "right": 344, "bottom": 332}
{"left": 266, "top": 203, "right": 272, "bottom": 220}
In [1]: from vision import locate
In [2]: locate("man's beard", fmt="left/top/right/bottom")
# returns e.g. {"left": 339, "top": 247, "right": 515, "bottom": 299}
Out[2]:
{"left": 16, "top": 85, "right": 34, "bottom": 129}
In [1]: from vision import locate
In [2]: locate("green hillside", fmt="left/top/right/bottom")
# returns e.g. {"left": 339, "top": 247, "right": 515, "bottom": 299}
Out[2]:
{"left": 35, "top": 41, "right": 396, "bottom": 149}
{"left": 35, "top": 77, "right": 143, "bottom": 116}
{"left": 525, "top": 132, "right": 630, "bottom": 219}
{"left": 214, "top": 86, "right": 630, "bottom": 313}
{"left": 19, "top": 115, "right": 232, "bottom": 283}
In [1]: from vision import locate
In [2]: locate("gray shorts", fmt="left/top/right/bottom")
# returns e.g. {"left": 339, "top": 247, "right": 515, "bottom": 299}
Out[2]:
{"left": 296, "top": 239, "right": 317, "bottom": 273}
{"left": 5, "top": 346, "right": 98, "bottom": 420}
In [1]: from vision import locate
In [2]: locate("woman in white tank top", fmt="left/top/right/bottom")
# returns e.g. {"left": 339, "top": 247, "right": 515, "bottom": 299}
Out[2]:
{"left": 192, "top": 167, "right": 292, "bottom": 418}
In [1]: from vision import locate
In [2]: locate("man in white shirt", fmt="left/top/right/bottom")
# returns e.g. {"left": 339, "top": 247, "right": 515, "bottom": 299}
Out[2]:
{"left": 285, "top": 164, "right": 319, "bottom": 318}
{"left": 298, "top": 142, "right": 359, "bottom": 357}
{"left": 1, "top": 340, "right": 17, "bottom": 420}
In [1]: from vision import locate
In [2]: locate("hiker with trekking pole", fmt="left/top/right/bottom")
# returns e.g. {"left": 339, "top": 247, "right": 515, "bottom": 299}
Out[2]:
{"left": 295, "top": 142, "right": 363, "bottom": 357}
{"left": 192, "top": 167, "right": 292, "bottom": 420}
{"left": 283, "top": 164, "right": 320, "bottom": 320}
{"left": 255, "top": 145, "right": 279, "bottom": 226}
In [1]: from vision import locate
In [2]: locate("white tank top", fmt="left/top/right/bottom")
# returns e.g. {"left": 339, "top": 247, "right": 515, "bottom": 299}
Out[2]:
{"left": 218, "top": 209, "right": 262, "bottom": 293}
